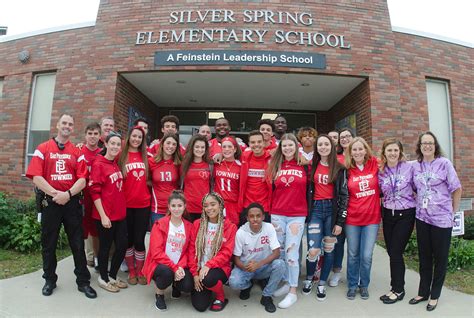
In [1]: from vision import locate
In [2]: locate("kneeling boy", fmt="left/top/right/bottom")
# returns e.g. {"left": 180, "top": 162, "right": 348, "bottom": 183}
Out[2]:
{"left": 229, "top": 203, "right": 285, "bottom": 313}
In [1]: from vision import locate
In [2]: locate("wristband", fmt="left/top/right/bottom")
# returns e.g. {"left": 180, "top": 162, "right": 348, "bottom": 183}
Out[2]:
{"left": 68, "top": 190, "right": 72, "bottom": 199}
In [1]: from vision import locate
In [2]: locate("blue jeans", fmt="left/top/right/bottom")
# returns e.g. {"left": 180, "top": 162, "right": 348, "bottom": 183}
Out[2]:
{"left": 271, "top": 215, "right": 305, "bottom": 287}
{"left": 306, "top": 200, "right": 337, "bottom": 284}
{"left": 149, "top": 212, "right": 165, "bottom": 230}
{"left": 345, "top": 224, "right": 379, "bottom": 289}
{"left": 229, "top": 259, "right": 285, "bottom": 297}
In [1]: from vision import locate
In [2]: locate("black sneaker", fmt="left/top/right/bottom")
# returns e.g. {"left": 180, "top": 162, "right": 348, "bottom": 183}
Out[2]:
{"left": 260, "top": 296, "right": 276, "bottom": 313}
{"left": 155, "top": 294, "right": 167, "bottom": 311}
{"left": 171, "top": 286, "right": 181, "bottom": 299}
{"left": 239, "top": 283, "right": 253, "bottom": 300}
{"left": 316, "top": 285, "right": 326, "bottom": 301}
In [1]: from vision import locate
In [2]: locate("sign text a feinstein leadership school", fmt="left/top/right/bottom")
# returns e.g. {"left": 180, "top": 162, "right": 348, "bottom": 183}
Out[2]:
{"left": 154, "top": 50, "right": 326, "bottom": 70}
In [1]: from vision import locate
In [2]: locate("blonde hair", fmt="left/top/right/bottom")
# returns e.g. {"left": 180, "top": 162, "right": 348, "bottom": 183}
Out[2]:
{"left": 268, "top": 133, "right": 300, "bottom": 181}
{"left": 345, "top": 137, "right": 373, "bottom": 169}
{"left": 195, "top": 193, "right": 225, "bottom": 266}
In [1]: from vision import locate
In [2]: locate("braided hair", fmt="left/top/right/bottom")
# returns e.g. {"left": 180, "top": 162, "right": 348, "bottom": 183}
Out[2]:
{"left": 195, "top": 192, "right": 225, "bottom": 267}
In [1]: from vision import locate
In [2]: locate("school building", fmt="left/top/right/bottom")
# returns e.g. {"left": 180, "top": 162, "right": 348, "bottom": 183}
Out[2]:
{"left": 0, "top": 0, "right": 472, "bottom": 209}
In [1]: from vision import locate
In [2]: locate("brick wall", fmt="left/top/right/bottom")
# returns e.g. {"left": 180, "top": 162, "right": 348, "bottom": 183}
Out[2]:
{"left": 394, "top": 32, "right": 474, "bottom": 197}
{"left": 114, "top": 75, "right": 158, "bottom": 137}
{"left": 0, "top": 0, "right": 471, "bottom": 200}
{"left": 327, "top": 80, "right": 371, "bottom": 142}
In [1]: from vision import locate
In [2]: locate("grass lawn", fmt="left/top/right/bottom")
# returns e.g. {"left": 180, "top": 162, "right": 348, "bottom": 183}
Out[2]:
{"left": 0, "top": 248, "right": 71, "bottom": 280}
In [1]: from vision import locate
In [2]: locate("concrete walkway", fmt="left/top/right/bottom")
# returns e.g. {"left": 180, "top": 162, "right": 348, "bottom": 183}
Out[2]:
{"left": 1, "top": 245, "right": 472, "bottom": 317}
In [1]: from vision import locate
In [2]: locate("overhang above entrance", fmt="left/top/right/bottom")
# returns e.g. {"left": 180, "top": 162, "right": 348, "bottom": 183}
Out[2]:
{"left": 122, "top": 71, "right": 364, "bottom": 111}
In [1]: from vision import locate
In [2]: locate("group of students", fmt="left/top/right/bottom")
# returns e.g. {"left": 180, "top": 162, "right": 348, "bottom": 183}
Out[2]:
{"left": 27, "top": 113, "right": 462, "bottom": 314}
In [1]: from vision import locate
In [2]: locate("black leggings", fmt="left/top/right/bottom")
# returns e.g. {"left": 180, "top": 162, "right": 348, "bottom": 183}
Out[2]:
{"left": 188, "top": 213, "right": 202, "bottom": 223}
{"left": 96, "top": 219, "right": 127, "bottom": 281}
{"left": 126, "top": 207, "right": 150, "bottom": 251}
{"left": 416, "top": 218, "right": 452, "bottom": 300}
{"left": 153, "top": 264, "right": 193, "bottom": 292}
{"left": 382, "top": 207, "right": 415, "bottom": 293}
{"left": 191, "top": 268, "right": 227, "bottom": 312}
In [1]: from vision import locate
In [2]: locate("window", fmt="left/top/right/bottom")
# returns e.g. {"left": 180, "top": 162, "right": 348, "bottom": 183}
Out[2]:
{"left": 26, "top": 73, "right": 56, "bottom": 167}
{"left": 426, "top": 79, "right": 453, "bottom": 160}
{"left": 0, "top": 77, "right": 4, "bottom": 98}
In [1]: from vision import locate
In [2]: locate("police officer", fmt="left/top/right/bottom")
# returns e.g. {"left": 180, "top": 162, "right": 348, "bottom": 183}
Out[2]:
{"left": 26, "top": 114, "right": 97, "bottom": 298}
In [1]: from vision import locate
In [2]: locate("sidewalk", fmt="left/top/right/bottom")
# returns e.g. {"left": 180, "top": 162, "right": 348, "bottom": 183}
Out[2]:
{"left": 0, "top": 245, "right": 472, "bottom": 317}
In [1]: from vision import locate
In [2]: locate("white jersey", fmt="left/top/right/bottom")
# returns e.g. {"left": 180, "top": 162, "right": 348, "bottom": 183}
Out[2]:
{"left": 233, "top": 222, "right": 280, "bottom": 264}
{"left": 165, "top": 221, "right": 186, "bottom": 265}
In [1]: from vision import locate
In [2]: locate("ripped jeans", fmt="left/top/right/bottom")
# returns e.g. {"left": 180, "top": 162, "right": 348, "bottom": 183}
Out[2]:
{"left": 306, "top": 200, "right": 337, "bottom": 284}
{"left": 271, "top": 214, "right": 305, "bottom": 288}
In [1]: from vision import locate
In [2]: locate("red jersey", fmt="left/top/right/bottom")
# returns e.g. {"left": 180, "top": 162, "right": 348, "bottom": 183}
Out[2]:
{"left": 81, "top": 146, "right": 101, "bottom": 172}
{"left": 26, "top": 139, "right": 88, "bottom": 191}
{"left": 337, "top": 154, "right": 345, "bottom": 165}
{"left": 149, "top": 158, "right": 180, "bottom": 214}
{"left": 346, "top": 156, "right": 381, "bottom": 226}
{"left": 213, "top": 160, "right": 241, "bottom": 203}
{"left": 313, "top": 163, "right": 334, "bottom": 200}
{"left": 149, "top": 140, "right": 186, "bottom": 157}
{"left": 183, "top": 161, "right": 211, "bottom": 214}
{"left": 239, "top": 151, "right": 272, "bottom": 211}
{"left": 271, "top": 159, "right": 308, "bottom": 217}
{"left": 208, "top": 138, "right": 247, "bottom": 158}
{"left": 89, "top": 155, "right": 127, "bottom": 221}
{"left": 122, "top": 151, "right": 151, "bottom": 208}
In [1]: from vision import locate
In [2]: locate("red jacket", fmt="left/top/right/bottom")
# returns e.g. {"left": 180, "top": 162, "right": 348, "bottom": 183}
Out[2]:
{"left": 89, "top": 155, "right": 126, "bottom": 221}
{"left": 143, "top": 215, "right": 193, "bottom": 284}
{"left": 238, "top": 151, "right": 272, "bottom": 212}
{"left": 188, "top": 219, "right": 237, "bottom": 277}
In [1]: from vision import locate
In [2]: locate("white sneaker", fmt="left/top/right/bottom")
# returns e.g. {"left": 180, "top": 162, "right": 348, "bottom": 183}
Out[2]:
{"left": 120, "top": 260, "right": 129, "bottom": 272}
{"left": 273, "top": 283, "right": 290, "bottom": 297}
{"left": 329, "top": 272, "right": 341, "bottom": 287}
{"left": 278, "top": 293, "right": 297, "bottom": 309}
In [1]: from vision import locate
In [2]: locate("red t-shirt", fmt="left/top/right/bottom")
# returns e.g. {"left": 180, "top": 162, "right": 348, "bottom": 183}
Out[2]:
{"left": 271, "top": 159, "right": 308, "bottom": 217}
{"left": 337, "top": 154, "right": 345, "bottom": 164}
{"left": 149, "top": 158, "right": 180, "bottom": 214}
{"left": 183, "top": 161, "right": 211, "bottom": 214}
{"left": 213, "top": 160, "right": 241, "bottom": 203}
{"left": 244, "top": 154, "right": 270, "bottom": 210}
{"left": 89, "top": 155, "right": 127, "bottom": 221}
{"left": 122, "top": 151, "right": 151, "bottom": 208}
{"left": 313, "top": 162, "right": 334, "bottom": 200}
{"left": 26, "top": 139, "right": 88, "bottom": 191}
{"left": 346, "top": 156, "right": 381, "bottom": 226}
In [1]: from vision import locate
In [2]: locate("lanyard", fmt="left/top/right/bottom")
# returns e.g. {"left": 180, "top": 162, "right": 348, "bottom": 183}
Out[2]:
{"left": 385, "top": 162, "right": 400, "bottom": 202}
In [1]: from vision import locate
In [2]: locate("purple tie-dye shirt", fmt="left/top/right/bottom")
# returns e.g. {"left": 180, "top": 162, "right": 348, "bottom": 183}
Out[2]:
{"left": 378, "top": 161, "right": 416, "bottom": 210}
{"left": 413, "top": 157, "right": 461, "bottom": 228}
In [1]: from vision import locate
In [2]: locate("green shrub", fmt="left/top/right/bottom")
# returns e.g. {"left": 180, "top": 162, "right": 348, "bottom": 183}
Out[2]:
{"left": 448, "top": 237, "right": 474, "bottom": 272}
{"left": 0, "top": 192, "right": 68, "bottom": 252}
{"left": 463, "top": 216, "right": 474, "bottom": 240}
{"left": 404, "top": 232, "right": 418, "bottom": 256}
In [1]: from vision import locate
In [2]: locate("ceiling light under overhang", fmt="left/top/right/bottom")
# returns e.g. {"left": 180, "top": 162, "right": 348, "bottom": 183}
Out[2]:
{"left": 261, "top": 113, "right": 278, "bottom": 120}
{"left": 208, "top": 112, "right": 225, "bottom": 119}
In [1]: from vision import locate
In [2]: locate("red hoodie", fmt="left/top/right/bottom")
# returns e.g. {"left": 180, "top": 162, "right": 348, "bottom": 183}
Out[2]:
{"left": 238, "top": 151, "right": 272, "bottom": 212}
{"left": 188, "top": 219, "right": 237, "bottom": 277}
{"left": 89, "top": 155, "right": 127, "bottom": 221}
{"left": 142, "top": 215, "right": 193, "bottom": 283}
{"left": 271, "top": 159, "right": 308, "bottom": 217}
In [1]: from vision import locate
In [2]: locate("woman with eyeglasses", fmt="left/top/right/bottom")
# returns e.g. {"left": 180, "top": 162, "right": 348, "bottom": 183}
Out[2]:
{"left": 409, "top": 131, "right": 462, "bottom": 311}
